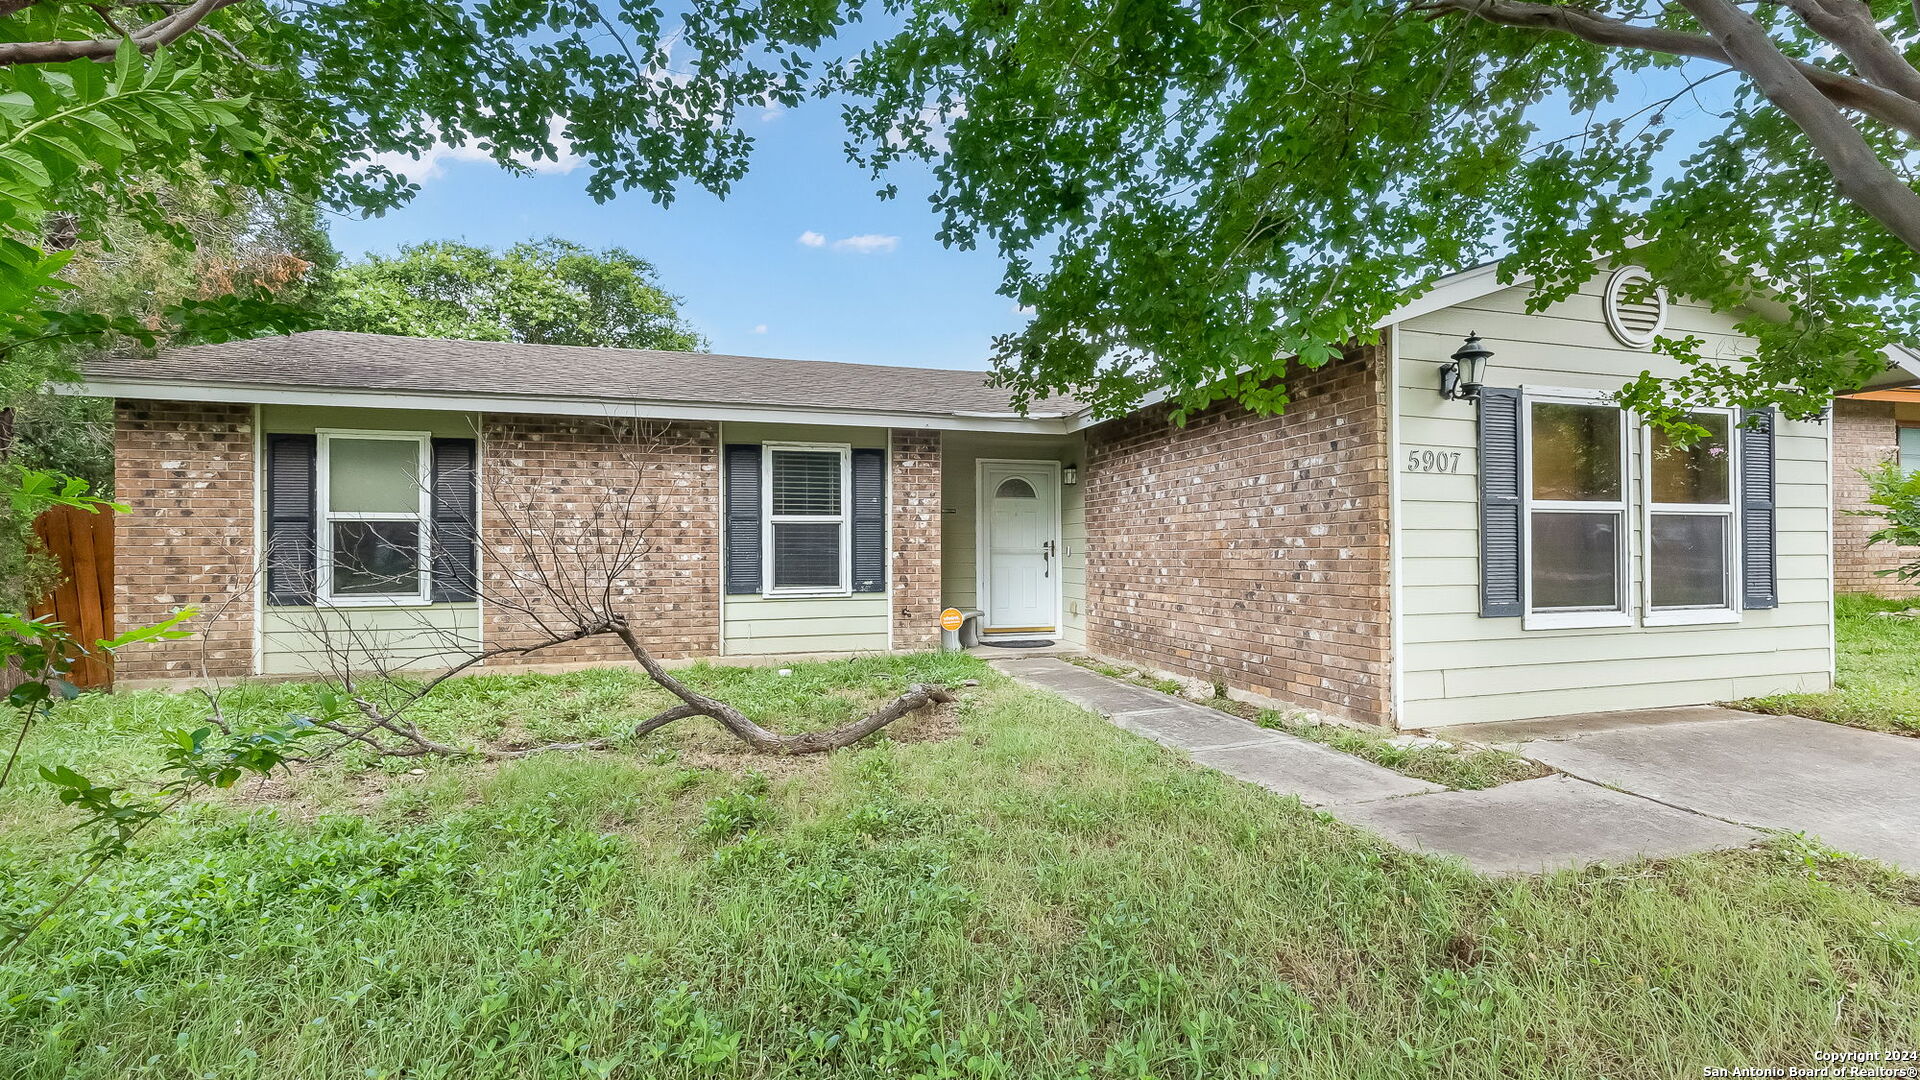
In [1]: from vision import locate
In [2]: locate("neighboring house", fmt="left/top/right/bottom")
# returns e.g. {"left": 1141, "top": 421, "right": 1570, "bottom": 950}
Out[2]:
{"left": 1833, "top": 386, "right": 1920, "bottom": 597}
{"left": 70, "top": 263, "right": 1920, "bottom": 728}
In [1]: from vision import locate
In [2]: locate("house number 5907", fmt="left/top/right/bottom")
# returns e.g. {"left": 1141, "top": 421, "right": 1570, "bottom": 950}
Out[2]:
{"left": 1405, "top": 449, "right": 1464, "bottom": 473}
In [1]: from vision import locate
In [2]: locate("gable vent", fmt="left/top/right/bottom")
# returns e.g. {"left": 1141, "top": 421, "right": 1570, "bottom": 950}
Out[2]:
{"left": 1603, "top": 265, "right": 1666, "bottom": 348}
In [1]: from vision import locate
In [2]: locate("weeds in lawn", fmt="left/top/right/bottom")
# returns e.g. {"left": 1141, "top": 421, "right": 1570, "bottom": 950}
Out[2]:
{"left": 1734, "top": 594, "right": 1920, "bottom": 737}
{"left": 1246, "top": 709, "right": 1545, "bottom": 790}
{"left": 3, "top": 660, "right": 1918, "bottom": 1077}
{"left": 1064, "top": 656, "right": 1544, "bottom": 789}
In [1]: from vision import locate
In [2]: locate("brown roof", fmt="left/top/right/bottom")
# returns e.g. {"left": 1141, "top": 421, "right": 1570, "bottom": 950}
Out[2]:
{"left": 81, "top": 330, "right": 1079, "bottom": 419}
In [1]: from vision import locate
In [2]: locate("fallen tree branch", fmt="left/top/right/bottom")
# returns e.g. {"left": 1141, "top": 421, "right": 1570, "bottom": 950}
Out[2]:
{"left": 296, "top": 615, "right": 967, "bottom": 761}
{"left": 607, "top": 617, "right": 966, "bottom": 754}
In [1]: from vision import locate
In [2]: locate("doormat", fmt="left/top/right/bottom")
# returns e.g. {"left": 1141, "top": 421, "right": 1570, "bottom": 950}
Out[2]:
{"left": 985, "top": 639, "right": 1055, "bottom": 649}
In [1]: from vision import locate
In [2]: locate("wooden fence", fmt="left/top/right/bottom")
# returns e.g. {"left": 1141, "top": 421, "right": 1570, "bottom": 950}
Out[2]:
{"left": 29, "top": 503, "right": 115, "bottom": 688}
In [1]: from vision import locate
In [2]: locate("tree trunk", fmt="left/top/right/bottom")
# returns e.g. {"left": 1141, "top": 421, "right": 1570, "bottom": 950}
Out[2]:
{"left": 1679, "top": 0, "right": 1920, "bottom": 254}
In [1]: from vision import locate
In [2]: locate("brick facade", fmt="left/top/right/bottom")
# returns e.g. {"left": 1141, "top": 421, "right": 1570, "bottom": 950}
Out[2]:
{"left": 113, "top": 401, "right": 257, "bottom": 681}
{"left": 479, "top": 416, "right": 722, "bottom": 663}
{"left": 889, "top": 429, "right": 943, "bottom": 650}
{"left": 1833, "top": 399, "right": 1919, "bottom": 597}
{"left": 1080, "top": 349, "right": 1394, "bottom": 725}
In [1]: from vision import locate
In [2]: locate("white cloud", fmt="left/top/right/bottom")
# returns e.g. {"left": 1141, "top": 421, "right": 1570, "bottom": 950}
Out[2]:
{"left": 832, "top": 233, "right": 899, "bottom": 255}
{"left": 364, "top": 116, "right": 583, "bottom": 184}
{"left": 797, "top": 230, "right": 827, "bottom": 248}
{"left": 752, "top": 324, "right": 768, "bottom": 334}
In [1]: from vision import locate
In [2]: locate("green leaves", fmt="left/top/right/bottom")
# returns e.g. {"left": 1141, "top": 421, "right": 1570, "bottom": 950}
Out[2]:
{"left": 1856, "top": 461, "right": 1920, "bottom": 582}
{"left": 324, "top": 238, "right": 705, "bottom": 351}
{"left": 0, "top": 41, "right": 302, "bottom": 363}
{"left": 0, "top": 42, "right": 259, "bottom": 224}
{"left": 832, "top": 0, "right": 1919, "bottom": 420}
{"left": 2, "top": 466, "right": 124, "bottom": 517}
{"left": 94, "top": 606, "right": 199, "bottom": 651}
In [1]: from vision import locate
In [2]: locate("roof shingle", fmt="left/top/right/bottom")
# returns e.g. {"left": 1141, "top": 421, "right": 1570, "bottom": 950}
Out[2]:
{"left": 81, "top": 330, "right": 1078, "bottom": 419}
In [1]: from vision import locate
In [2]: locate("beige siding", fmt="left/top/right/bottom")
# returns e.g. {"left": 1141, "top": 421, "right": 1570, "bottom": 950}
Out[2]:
{"left": 939, "top": 431, "right": 1086, "bottom": 647}
{"left": 258, "top": 406, "right": 483, "bottom": 676}
{"left": 261, "top": 604, "right": 481, "bottom": 676}
{"left": 721, "top": 594, "right": 890, "bottom": 655}
{"left": 1061, "top": 475, "right": 1086, "bottom": 648}
{"left": 1393, "top": 277, "right": 1835, "bottom": 728}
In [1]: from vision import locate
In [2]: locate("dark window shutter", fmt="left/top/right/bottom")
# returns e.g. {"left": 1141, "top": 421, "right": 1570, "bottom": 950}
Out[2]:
{"left": 429, "top": 437, "right": 479, "bottom": 602}
{"left": 1740, "top": 407, "right": 1778, "bottom": 610}
{"left": 724, "top": 444, "right": 763, "bottom": 594}
{"left": 1478, "top": 387, "right": 1524, "bottom": 617}
{"left": 851, "top": 448, "right": 885, "bottom": 593}
{"left": 265, "top": 434, "right": 317, "bottom": 605}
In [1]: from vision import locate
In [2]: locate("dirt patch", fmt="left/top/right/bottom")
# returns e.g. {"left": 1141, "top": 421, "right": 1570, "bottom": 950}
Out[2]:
{"left": 202, "top": 703, "right": 966, "bottom": 814}
{"left": 658, "top": 702, "right": 964, "bottom": 779}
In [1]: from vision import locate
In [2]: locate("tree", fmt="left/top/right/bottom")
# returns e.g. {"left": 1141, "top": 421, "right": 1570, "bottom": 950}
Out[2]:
{"left": 0, "top": 168, "right": 334, "bottom": 611}
{"left": 324, "top": 239, "right": 705, "bottom": 351}
{"left": 9, "top": 171, "right": 337, "bottom": 491}
{"left": 8, "top": 0, "right": 1918, "bottom": 432}
{"left": 1857, "top": 460, "right": 1920, "bottom": 584}
{"left": 833, "top": 0, "right": 1920, "bottom": 423}
{"left": 0, "top": 0, "right": 835, "bottom": 415}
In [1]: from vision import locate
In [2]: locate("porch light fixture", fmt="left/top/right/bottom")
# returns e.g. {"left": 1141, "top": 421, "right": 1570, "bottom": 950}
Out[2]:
{"left": 1439, "top": 332, "right": 1493, "bottom": 402}
{"left": 1063, "top": 465, "right": 1078, "bottom": 486}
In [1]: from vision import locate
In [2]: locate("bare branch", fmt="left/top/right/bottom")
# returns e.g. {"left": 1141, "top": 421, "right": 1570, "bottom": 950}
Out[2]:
{"left": 1777, "top": 0, "right": 1920, "bottom": 104}
{"left": 0, "top": 0, "right": 243, "bottom": 67}
{"left": 1422, "top": 0, "right": 1920, "bottom": 139}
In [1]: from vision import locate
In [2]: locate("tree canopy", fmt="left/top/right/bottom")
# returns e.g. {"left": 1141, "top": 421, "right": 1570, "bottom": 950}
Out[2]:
{"left": 323, "top": 239, "right": 705, "bottom": 351}
{"left": 0, "top": 0, "right": 1916, "bottom": 428}
{"left": 834, "top": 0, "right": 1920, "bottom": 423}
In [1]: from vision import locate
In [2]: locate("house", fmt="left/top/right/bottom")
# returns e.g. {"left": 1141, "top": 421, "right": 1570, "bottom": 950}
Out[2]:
{"left": 1833, "top": 385, "right": 1920, "bottom": 597}
{"left": 70, "top": 262, "right": 1920, "bottom": 729}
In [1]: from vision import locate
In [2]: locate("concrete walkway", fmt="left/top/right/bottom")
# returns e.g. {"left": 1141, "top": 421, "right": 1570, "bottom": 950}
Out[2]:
{"left": 1445, "top": 708, "right": 1920, "bottom": 872}
{"left": 994, "top": 657, "right": 1760, "bottom": 874}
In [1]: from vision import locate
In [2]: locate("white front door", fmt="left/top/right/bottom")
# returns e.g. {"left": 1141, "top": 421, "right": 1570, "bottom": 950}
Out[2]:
{"left": 980, "top": 461, "right": 1059, "bottom": 633}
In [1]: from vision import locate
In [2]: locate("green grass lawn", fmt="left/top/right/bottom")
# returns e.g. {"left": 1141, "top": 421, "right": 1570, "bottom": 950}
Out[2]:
{"left": 1735, "top": 593, "right": 1920, "bottom": 736}
{"left": 3, "top": 654, "right": 1919, "bottom": 1078}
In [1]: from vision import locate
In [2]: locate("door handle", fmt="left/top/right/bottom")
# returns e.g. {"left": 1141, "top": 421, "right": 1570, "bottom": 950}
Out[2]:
{"left": 1042, "top": 539, "right": 1055, "bottom": 577}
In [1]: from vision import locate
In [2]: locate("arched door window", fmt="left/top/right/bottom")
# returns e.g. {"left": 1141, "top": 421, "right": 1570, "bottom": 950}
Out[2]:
{"left": 995, "top": 477, "right": 1036, "bottom": 499}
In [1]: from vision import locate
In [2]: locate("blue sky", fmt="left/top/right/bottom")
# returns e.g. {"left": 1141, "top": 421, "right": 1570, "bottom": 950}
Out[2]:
{"left": 330, "top": 100, "right": 1020, "bottom": 372}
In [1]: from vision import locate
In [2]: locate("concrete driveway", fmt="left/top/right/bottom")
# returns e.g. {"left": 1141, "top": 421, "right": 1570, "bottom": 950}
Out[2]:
{"left": 1442, "top": 707, "right": 1920, "bottom": 872}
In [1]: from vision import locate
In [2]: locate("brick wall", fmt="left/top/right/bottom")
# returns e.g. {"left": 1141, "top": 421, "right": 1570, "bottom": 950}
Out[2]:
{"left": 1081, "top": 348, "right": 1393, "bottom": 725}
{"left": 114, "top": 401, "right": 257, "bottom": 681}
{"left": 1833, "top": 399, "right": 1919, "bottom": 597}
{"left": 889, "top": 429, "right": 943, "bottom": 650}
{"left": 480, "top": 416, "right": 722, "bottom": 663}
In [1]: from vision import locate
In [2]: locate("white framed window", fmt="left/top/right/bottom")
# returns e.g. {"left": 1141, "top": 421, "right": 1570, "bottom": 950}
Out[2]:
{"left": 316, "top": 430, "right": 432, "bottom": 606}
{"left": 762, "top": 443, "right": 851, "bottom": 597}
{"left": 1523, "top": 390, "right": 1633, "bottom": 630}
{"left": 1643, "top": 409, "right": 1740, "bottom": 626}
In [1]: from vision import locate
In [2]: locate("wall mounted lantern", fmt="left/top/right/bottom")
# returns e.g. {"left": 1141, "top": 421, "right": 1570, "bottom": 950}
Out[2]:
{"left": 1439, "top": 332, "right": 1493, "bottom": 402}
{"left": 1062, "top": 465, "right": 1079, "bottom": 486}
